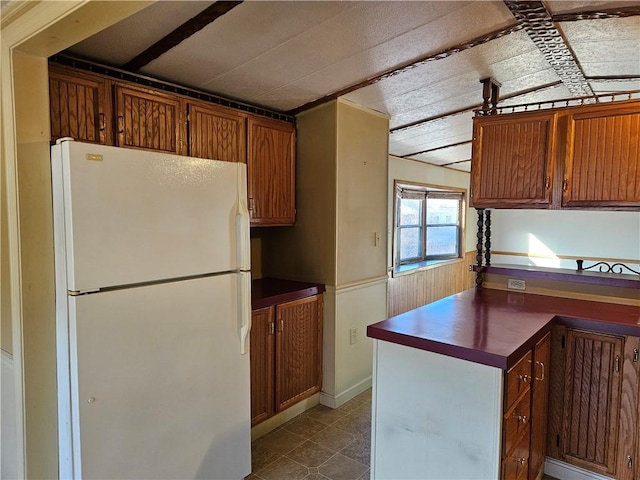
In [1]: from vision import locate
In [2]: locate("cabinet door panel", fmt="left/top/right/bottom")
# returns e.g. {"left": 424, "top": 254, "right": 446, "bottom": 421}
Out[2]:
{"left": 250, "top": 307, "right": 275, "bottom": 426}
{"left": 275, "top": 295, "right": 322, "bottom": 412}
{"left": 562, "top": 329, "right": 623, "bottom": 476}
{"left": 188, "top": 103, "right": 246, "bottom": 162}
{"left": 530, "top": 332, "right": 551, "bottom": 480}
{"left": 563, "top": 103, "right": 640, "bottom": 208}
{"left": 471, "top": 111, "right": 556, "bottom": 208}
{"left": 247, "top": 117, "right": 296, "bottom": 226}
{"left": 115, "top": 85, "right": 184, "bottom": 154}
{"left": 502, "top": 429, "right": 530, "bottom": 480}
{"left": 49, "top": 67, "right": 110, "bottom": 144}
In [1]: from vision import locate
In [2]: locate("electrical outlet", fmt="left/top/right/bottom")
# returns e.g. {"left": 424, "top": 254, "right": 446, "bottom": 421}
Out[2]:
{"left": 507, "top": 279, "right": 526, "bottom": 291}
{"left": 350, "top": 328, "right": 357, "bottom": 345}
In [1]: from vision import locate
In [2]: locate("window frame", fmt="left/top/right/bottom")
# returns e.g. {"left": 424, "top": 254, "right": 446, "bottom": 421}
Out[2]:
{"left": 393, "top": 181, "right": 465, "bottom": 272}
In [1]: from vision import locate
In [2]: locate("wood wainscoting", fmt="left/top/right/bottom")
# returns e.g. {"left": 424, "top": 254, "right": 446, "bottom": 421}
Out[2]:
{"left": 388, "top": 251, "right": 476, "bottom": 318}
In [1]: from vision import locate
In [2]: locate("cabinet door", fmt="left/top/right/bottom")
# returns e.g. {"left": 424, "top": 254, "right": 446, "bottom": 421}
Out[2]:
{"left": 114, "top": 84, "right": 185, "bottom": 154}
{"left": 562, "top": 329, "right": 623, "bottom": 476}
{"left": 562, "top": 101, "right": 640, "bottom": 208}
{"left": 250, "top": 306, "right": 275, "bottom": 426}
{"left": 618, "top": 336, "right": 639, "bottom": 480}
{"left": 247, "top": 117, "right": 296, "bottom": 226}
{"left": 188, "top": 102, "right": 246, "bottom": 162}
{"left": 471, "top": 111, "right": 556, "bottom": 208}
{"left": 275, "top": 294, "right": 322, "bottom": 412}
{"left": 49, "top": 66, "right": 111, "bottom": 145}
{"left": 529, "top": 332, "right": 550, "bottom": 480}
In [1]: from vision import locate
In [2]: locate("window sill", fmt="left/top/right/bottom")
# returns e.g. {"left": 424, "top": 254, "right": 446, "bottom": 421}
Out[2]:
{"left": 393, "top": 257, "right": 464, "bottom": 277}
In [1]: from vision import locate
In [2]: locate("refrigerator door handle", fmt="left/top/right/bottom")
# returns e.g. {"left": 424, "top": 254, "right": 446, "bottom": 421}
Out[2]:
{"left": 238, "top": 271, "right": 252, "bottom": 355}
{"left": 236, "top": 164, "right": 251, "bottom": 271}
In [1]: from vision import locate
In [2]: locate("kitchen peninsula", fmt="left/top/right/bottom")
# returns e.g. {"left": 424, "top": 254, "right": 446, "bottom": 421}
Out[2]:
{"left": 367, "top": 287, "right": 640, "bottom": 480}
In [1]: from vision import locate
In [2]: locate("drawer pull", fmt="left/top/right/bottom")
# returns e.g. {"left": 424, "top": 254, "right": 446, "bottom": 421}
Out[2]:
{"left": 535, "top": 361, "right": 545, "bottom": 381}
{"left": 518, "top": 374, "right": 530, "bottom": 384}
{"left": 513, "top": 457, "right": 528, "bottom": 465}
{"left": 512, "top": 414, "right": 528, "bottom": 424}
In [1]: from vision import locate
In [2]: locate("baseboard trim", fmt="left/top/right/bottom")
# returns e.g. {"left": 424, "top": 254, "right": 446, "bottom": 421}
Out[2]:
{"left": 544, "top": 458, "right": 614, "bottom": 480}
{"left": 320, "top": 376, "right": 372, "bottom": 408}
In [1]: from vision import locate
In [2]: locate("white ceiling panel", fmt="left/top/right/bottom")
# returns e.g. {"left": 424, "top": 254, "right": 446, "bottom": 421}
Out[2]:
{"left": 559, "top": 17, "right": 640, "bottom": 77}
{"left": 68, "top": 2, "right": 214, "bottom": 65}
{"left": 141, "top": 1, "right": 352, "bottom": 90}
{"left": 446, "top": 161, "right": 471, "bottom": 173}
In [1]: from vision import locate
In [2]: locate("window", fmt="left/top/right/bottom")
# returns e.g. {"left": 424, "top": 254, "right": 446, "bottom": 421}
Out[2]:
{"left": 395, "top": 182, "right": 464, "bottom": 270}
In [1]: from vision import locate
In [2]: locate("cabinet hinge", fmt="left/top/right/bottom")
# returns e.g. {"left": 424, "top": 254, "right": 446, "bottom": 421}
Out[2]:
{"left": 615, "top": 355, "right": 620, "bottom": 373}
{"left": 556, "top": 435, "right": 560, "bottom": 448}
{"left": 561, "top": 335, "right": 565, "bottom": 349}
{"left": 633, "top": 348, "right": 639, "bottom": 363}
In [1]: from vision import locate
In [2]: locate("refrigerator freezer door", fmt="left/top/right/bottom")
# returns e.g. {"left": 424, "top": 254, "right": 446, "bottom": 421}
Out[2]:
{"left": 51, "top": 141, "right": 248, "bottom": 292}
{"left": 62, "top": 275, "right": 251, "bottom": 479}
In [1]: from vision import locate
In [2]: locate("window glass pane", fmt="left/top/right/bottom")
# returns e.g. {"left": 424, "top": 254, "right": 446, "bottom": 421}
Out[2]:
{"left": 426, "top": 198, "right": 459, "bottom": 225}
{"left": 399, "top": 198, "right": 421, "bottom": 226}
{"left": 426, "top": 226, "right": 458, "bottom": 256}
{"left": 399, "top": 227, "right": 421, "bottom": 260}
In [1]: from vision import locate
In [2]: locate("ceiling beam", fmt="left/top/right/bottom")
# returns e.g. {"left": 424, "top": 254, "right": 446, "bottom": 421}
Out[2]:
{"left": 123, "top": 1, "right": 243, "bottom": 72}
{"left": 287, "top": 22, "right": 524, "bottom": 116}
{"left": 504, "top": 1, "right": 593, "bottom": 97}
{"left": 552, "top": 6, "right": 640, "bottom": 22}
{"left": 401, "top": 140, "right": 471, "bottom": 159}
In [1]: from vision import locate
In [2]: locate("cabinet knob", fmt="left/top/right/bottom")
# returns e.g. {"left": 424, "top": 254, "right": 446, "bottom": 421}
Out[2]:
{"left": 513, "top": 457, "right": 527, "bottom": 465}
{"left": 513, "top": 414, "right": 528, "bottom": 424}
{"left": 518, "top": 374, "right": 530, "bottom": 384}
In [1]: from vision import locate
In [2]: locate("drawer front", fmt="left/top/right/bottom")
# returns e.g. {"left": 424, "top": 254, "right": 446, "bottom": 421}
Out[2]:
{"left": 506, "top": 351, "right": 532, "bottom": 409}
{"left": 503, "top": 391, "right": 531, "bottom": 456}
{"left": 502, "top": 431, "right": 530, "bottom": 480}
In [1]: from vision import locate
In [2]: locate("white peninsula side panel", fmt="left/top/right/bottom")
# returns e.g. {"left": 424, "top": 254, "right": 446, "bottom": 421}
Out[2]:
{"left": 371, "top": 340, "right": 503, "bottom": 479}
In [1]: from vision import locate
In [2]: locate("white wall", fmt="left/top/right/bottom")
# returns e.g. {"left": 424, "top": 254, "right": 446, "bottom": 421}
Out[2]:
{"left": 490, "top": 210, "right": 640, "bottom": 271}
{"left": 387, "top": 155, "right": 478, "bottom": 269}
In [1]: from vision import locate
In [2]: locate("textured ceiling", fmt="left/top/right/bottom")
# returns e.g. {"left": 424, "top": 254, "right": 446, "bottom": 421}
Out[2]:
{"left": 66, "top": 1, "right": 640, "bottom": 172}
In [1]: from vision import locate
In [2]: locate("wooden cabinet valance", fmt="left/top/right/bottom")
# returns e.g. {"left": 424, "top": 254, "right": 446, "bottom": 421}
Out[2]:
{"left": 48, "top": 63, "right": 296, "bottom": 226}
{"left": 471, "top": 99, "right": 640, "bottom": 210}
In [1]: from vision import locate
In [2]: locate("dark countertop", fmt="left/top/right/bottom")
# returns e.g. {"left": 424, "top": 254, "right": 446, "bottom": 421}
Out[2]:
{"left": 367, "top": 288, "right": 640, "bottom": 370}
{"left": 251, "top": 277, "right": 325, "bottom": 310}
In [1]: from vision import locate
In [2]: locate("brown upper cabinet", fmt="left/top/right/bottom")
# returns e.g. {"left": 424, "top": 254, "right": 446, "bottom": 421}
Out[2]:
{"left": 187, "top": 102, "right": 246, "bottom": 162}
{"left": 471, "top": 110, "right": 556, "bottom": 209}
{"left": 114, "top": 84, "right": 186, "bottom": 155}
{"left": 561, "top": 101, "right": 640, "bottom": 209}
{"left": 49, "top": 65, "right": 112, "bottom": 145}
{"left": 471, "top": 99, "right": 640, "bottom": 210}
{"left": 247, "top": 117, "right": 296, "bottom": 226}
{"left": 49, "top": 64, "right": 297, "bottom": 226}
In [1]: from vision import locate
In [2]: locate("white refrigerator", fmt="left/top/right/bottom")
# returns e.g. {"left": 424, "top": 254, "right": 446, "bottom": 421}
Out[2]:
{"left": 51, "top": 139, "right": 252, "bottom": 480}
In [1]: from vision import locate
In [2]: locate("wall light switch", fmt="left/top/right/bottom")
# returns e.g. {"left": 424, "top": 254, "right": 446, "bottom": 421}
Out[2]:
{"left": 374, "top": 232, "right": 381, "bottom": 247}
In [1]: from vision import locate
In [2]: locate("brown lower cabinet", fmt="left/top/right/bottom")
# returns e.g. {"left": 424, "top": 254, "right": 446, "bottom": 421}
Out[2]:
{"left": 250, "top": 294, "right": 323, "bottom": 426}
{"left": 547, "top": 326, "right": 640, "bottom": 480}
{"left": 501, "top": 332, "right": 550, "bottom": 480}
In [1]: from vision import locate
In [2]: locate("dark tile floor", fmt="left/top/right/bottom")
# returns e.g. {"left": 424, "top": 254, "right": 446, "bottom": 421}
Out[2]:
{"left": 247, "top": 387, "right": 560, "bottom": 480}
{"left": 247, "top": 390, "right": 371, "bottom": 480}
